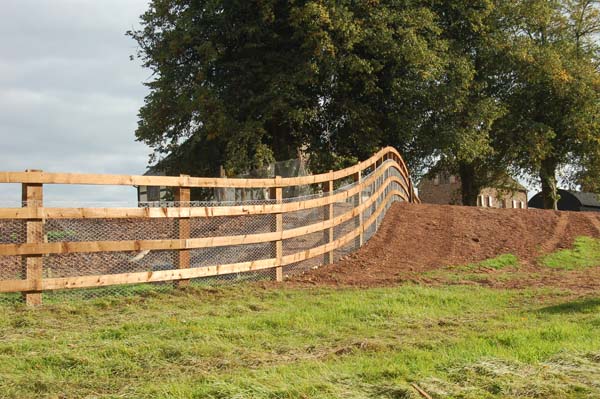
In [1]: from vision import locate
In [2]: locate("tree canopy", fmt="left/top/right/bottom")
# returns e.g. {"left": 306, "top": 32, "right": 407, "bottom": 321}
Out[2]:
{"left": 129, "top": 0, "right": 447, "bottom": 176}
{"left": 493, "top": 0, "right": 600, "bottom": 209}
{"left": 128, "top": 0, "right": 600, "bottom": 208}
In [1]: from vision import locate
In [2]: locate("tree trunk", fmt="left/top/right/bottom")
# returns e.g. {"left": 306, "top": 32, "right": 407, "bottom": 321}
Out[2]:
{"left": 458, "top": 162, "right": 479, "bottom": 206}
{"left": 540, "top": 158, "right": 559, "bottom": 210}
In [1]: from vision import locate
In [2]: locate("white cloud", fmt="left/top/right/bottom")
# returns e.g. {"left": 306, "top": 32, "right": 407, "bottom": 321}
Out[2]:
{"left": 0, "top": 0, "right": 152, "bottom": 205}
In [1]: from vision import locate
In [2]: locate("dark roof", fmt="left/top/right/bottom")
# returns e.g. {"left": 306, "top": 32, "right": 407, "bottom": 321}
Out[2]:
{"left": 528, "top": 189, "right": 600, "bottom": 211}
{"left": 566, "top": 190, "right": 600, "bottom": 208}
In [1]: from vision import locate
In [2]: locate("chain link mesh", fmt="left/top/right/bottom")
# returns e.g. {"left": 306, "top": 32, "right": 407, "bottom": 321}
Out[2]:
{"left": 0, "top": 162, "right": 410, "bottom": 303}
{"left": 46, "top": 218, "right": 178, "bottom": 242}
{"left": 0, "top": 256, "right": 21, "bottom": 281}
{"left": 0, "top": 220, "right": 26, "bottom": 244}
{"left": 0, "top": 220, "right": 25, "bottom": 281}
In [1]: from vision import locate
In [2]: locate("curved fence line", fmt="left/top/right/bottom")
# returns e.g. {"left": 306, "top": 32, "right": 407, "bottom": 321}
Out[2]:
{"left": 0, "top": 147, "right": 419, "bottom": 305}
{"left": 0, "top": 147, "right": 411, "bottom": 189}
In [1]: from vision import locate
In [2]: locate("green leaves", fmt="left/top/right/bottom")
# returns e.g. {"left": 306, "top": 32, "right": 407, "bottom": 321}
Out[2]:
{"left": 128, "top": 0, "right": 599, "bottom": 208}
{"left": 494, "top": 0, "right": 600, "bottom": 207}
{"left": 129, "top": 0, "right": 449, "bottom": 176}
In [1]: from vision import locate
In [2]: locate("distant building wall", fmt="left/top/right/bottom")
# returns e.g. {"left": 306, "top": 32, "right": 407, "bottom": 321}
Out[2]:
{"left": 417, "top": 174, "right": 462, "bottom": 205}
{"left": 478, "top": 187, "right": 527, "bottom": 209}
{"left": 418, "top": 173, "right": 527, "bottom": 209}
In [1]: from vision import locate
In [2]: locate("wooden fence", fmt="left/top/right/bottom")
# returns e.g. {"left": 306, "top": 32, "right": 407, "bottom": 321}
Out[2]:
{"left": 0, "top": 147, "right": 419, "bottom": 305}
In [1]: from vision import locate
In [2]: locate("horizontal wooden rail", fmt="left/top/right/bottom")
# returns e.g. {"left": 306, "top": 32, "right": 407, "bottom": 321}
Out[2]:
{"left": 0, "top": 147, "right": 410, "bottom": 188}
{"left": 42, "top": 258, "right": 279, "bottom": 291}
{"left": 7, "top": 188, "right": 403, "bottom": 293}
{"left": 0, "top": 279, "right": 29, "bottom": 294}
{"left": 0, "top": 176, "right": 406, "bottom": 256}
{"left": 0, "top": 146, "right": 418, "bottom": 302}
{"left": 0, "top": 160, "right": 409, "bottom": 220}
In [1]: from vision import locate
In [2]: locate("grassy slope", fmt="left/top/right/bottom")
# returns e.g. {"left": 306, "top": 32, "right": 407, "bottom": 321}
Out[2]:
{"left": 423, "top": 237, "right": 600, "bottom": 285}
{"left": 542, "top": 236, "right": 600, "bottom": 270}
{"left": 1, "top": 285, "right": 600, "bottom": 399}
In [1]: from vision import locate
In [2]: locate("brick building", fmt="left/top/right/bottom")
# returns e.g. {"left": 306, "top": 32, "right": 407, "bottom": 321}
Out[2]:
{"left": 418, "top": 171, "right": 528, "bottom": 208}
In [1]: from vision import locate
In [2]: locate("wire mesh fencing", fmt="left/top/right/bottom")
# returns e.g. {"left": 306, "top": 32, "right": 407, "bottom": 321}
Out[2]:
{"left": 0, "top": 149, "right": 416, "bottom": 304}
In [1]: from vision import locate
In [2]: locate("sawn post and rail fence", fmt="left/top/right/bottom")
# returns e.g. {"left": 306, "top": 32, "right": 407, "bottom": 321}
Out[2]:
{"left": 0, "top": 147, "right": 419, "bottom": 305}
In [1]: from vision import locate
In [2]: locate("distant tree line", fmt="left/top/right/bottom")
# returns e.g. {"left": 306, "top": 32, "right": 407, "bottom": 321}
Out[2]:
{"left": 128, "top": 0, "right": 600, "bottom": 209}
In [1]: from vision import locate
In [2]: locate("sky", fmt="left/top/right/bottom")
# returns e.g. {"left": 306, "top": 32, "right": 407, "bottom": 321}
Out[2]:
{"left": 0, "top": 0, "right": 151, "bottom": 206}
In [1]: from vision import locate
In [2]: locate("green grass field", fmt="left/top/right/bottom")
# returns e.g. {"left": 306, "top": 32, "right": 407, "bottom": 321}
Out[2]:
{"left": 1, "top": 285, "right": 600, "bottom": 398}
{"left": 541, "top": 236, "right": 600, "bottom": 270}
{"left": 1, "top": 237, "right": 600, "bottom": 398}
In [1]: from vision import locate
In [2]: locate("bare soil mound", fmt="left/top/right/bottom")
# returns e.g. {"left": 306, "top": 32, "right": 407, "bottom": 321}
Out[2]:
{"left": 290, "top": 203, "right": 600, "bottom": 292}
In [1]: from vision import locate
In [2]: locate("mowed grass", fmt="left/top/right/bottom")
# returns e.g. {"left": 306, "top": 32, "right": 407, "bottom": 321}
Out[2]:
{"left": 1, "top": 285, "right": 600, "bottom": 398}
{"left": 422, "top": 236, "right": 600, "bottom": 285}
{"left": 541, "top": 236, "right": 600, "bottom": 270}
{"left": 453, "top": 254, "right": 520, "bottom": 272}
{"left": 477, "top": 254, "right": 519, "bottom": 270}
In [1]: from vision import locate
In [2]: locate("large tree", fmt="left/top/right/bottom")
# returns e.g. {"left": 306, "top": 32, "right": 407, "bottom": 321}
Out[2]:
{"left": 129, "top": 0, "right": 599, "bottom": 209}
{"left": 128, "top": 0, "right": 449, "bottom": 176}
{"left": 423, "top": 0, "right": 512, "bottom": 206}
{"left": 306, "top": 2, "right": 448, "bottom": 172}
{"left": 129, "top": 1, "right": 325, "bottom": 176}
{"left": 494, "top": 0, "right": 600, "bottom": 209}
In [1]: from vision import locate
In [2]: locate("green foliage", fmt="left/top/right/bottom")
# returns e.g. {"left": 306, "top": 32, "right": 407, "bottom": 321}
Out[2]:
{"left": 493, "top": 0, "right": 600, "bottom": 208}
{"left": 423, "top": 0, "right": 511, "bottom": 200}
{"left": 128, "top": 0, "right": 448, "bottom": 176}
{"left": 541, "top": 236, "right": 600, "bottom": 270}
{"left": 470, "top": 254, "right": 520, "bottom": 270}
{"left": 128, "top": 0, "right": 600, "bottom": 207}
{"left": 1, "top": 285, "right": 600, "bottom": 398}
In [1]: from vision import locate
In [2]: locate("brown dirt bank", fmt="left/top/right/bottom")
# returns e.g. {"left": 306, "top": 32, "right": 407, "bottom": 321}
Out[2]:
{"left": 288, "top": 202, "right": 600, "bottom": 292}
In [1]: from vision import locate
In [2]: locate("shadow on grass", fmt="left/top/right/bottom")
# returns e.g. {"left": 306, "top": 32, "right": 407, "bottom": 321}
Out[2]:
{"left": 537, "top": 297, "right": 600, "bottom": 314}
{"left": 370, "top": 385, "right": 412, "bottom": 399}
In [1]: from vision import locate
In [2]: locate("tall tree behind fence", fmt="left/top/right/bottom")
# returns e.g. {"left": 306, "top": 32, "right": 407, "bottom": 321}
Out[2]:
{"left": 0, "top": 147, "right": 418, "bottom": 305}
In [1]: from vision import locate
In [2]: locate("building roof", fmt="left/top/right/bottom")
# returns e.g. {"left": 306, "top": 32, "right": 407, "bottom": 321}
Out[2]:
{"left": 528, "top": 189, "right": 600, "bottom": 211}
{"left": 565, "top": 190, "right": 600, "bottom": 208}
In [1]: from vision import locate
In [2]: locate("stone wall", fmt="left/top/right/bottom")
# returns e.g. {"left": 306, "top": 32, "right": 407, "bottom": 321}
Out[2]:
{"left": 418, "top": 175, "right": 527, "bottom": 208}
{"left": 418, "top": 178, "right": 462, "bottom": 205}
{"left": 479, "top": 187, "right": 528, "bottom": 209}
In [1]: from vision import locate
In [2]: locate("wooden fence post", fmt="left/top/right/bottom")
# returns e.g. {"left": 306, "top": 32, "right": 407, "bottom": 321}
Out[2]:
{"left": 175, "top": 175, "right": 190, "bottom": 287}
{"left": 269, "top": 177, "right": 283, "bottom": 281}
{"left": 22, "top": 169, "right": 43, "bottom": 306}
{"left": 354, "top": 171, "right": 363, "bottom": 247}
{"left": 218, "top": 165, "right": 226, "bottom": 202}
{"left": 323, "top": 171, "right": 334, "bottom": 264}
{"left": 374, "top": 158, "right": 383, "bottom": 231}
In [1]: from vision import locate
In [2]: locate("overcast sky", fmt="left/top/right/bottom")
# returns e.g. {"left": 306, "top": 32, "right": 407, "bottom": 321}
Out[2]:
{"left": 0, "top": 0, "right": 151, "bottom": 206}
